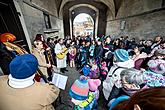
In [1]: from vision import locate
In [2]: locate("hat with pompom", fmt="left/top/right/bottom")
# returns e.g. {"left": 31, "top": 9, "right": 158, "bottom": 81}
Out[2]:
{"left": 88, "top": 79, "right": 101, "bottom": 92}
{"left": 69, "top": 76, "right": 89, "bottom": 100}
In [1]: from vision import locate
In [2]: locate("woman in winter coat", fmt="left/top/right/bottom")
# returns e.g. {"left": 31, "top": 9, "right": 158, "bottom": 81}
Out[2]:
{"left": 103, "top": 49, "right": 134, "bottom": 101}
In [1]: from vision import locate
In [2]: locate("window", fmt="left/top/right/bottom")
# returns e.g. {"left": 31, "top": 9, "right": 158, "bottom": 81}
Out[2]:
{"left": 43, "top": 13, "right": 51, "bottom": 29}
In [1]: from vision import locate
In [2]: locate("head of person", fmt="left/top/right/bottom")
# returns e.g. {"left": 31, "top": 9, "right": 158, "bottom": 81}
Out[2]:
{"left": 106, "top": 37, "right": 111, "bottom": 44}
{"left": 154, "top": 49, "right": 165, "bottom": 59}
{"left": 86, "top": 41, "right": 90, "bottom": 47}
{"left": 8, "top": 54, "right": 38, "bottom": 88}
{"left": 33, "top": 40, "right": 43, "bottom": 50}
{"left": 154, "top": 35, "right": 163, "bottom": 43}
{"left": 91, "top": 40, "right": 95, "bottom": 45}
{"left": 70, "top": 41, "right": 75, "bottom": 46}
{"left": 133, "top": 46, "right": 140, "bottom": 54}
{"left": 131, "top": 38, "right": 135, "bottom": 42}
{"left": 120, "top": 68, "right": 143, "bottom": 95}
{"left": 139, "top": 39, "right": 144, "bottom": 45}
{"left": 114, "top": 38, "right": 120, "bottom": 45}
{"left": 47, "top": 38, "right": 53, "bottom": 43}
{"left": 132, "top": 45, "right": 143, "bottom": 54}
{"left": 113, "top": 87, "right": 165, "bottom": 110}
{"left": 161, "top": 40, "right": 165, "bottom": 48}
{"left": 69, "top": 76, "right": 89, "bottom": 105}
{"left": 146, "top": 39, "right": 153, "bottom": 46}
{"left": 35, "top": 34, "right": 44, "bottom": 42}
{"left": 81, "top": 40, "right": 86, "bottom": 46}
{"left": 147, "top": 59, "right": 165, "bottom": 75}
{"left": 58, "top": 38, "right": 64, "bottom": 45}
{"left": 119, "top": 36, "right": 124, "bottom": 40}
{"left": 119, "top": 41, "right": 126, "bottom": 49}
{"left": 97, "top": 39, "right": 102, "bottom": 45}
{"left": 113, "top": 49, "right": 129, "bottom": 62}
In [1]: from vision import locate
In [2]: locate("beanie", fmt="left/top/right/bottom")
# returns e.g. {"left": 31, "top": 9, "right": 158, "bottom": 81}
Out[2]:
{"left": 69, "top": 76, "right": 89, "bottom": 100}
{"left": 88, "top": 79, "right": 101, "bottom": 92}
{"left": 9, "top": 54, "right": 38, "bottom": 79}
{"left": 114, "top": 49, "right": 129, "bottom": 62}
{"left": 109, "top": 95, "right": 130, "bottom": 110}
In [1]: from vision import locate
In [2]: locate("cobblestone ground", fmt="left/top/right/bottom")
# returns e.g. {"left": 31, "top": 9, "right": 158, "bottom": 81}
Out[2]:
{"left": 55, "top": 67, "right": 108, "bottom": 110}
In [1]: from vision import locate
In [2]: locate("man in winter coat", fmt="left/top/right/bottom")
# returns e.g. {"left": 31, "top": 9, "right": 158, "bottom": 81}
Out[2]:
{"left": 0, "top": 54, "right": 60, "bottom": 110}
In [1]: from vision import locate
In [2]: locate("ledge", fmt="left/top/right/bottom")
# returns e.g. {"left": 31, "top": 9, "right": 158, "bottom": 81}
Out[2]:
{"left": 44, "top": 29, "right": 60, "bottom": 33}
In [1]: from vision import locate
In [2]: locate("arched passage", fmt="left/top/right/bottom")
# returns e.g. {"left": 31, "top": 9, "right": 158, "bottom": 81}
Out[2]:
{"left": 62, "top": 1, "right": 107, "bottom": 39}
{"left": 73, "top": 13, "right": 94, "bottom": 37}
{"left": 69, "top": 4, "right": 99, "bottom": 39}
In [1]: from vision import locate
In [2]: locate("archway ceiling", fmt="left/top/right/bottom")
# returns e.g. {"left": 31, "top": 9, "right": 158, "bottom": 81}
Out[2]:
{"left": 54, "top": 0, "right": 123, "bottom": 18}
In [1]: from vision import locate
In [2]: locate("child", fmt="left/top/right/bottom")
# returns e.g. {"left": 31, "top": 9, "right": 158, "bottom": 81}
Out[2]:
{"left": 69, "top": 42, "right": 76, "bottom": 67}
{"left": 89, "top": 60, "right": 100, "bottom": 79}
{"left": 69, "top": 76, "right": 101, "bottom": 110}
{"left": 100, "top": 61, "right": 108, "bottom": 81}
{"left": 89, "top": 40, "right": 95, "bottom": 60}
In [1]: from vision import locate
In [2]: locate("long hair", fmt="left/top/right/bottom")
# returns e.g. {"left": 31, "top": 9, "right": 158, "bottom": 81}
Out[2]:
{"left": 113, "top": 87, "right": 165, "bottom": 110}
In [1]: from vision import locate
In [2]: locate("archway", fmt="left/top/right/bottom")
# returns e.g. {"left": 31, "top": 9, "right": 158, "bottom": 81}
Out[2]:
{"left": 62, "top": 2, "right": 107, "bottom": 39}
{"left": 69, "top": 4, "right": 99, "bottom": 39}
{"left": 73, "top": 13, "right": 94, "bottom": 38}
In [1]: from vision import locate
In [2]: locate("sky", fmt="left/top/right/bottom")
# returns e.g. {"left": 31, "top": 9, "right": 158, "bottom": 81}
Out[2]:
{"left": 74, "top": 13, "right": 91, "bottom": 23}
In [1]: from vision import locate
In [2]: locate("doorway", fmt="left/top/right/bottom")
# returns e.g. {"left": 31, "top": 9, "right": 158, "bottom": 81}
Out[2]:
{"left": 73, "top": 13, "right": 94, "bottom": 38}
{"left": 0, "top": 0, "right": 29, "bottom": 52}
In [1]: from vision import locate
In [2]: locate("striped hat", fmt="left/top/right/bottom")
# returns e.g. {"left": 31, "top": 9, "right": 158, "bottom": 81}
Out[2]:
{"left": 69, "top": 77, "right": 89, "bottom": 100}
{"left": 114, "top": 49, "right": 129, "bottom": 62}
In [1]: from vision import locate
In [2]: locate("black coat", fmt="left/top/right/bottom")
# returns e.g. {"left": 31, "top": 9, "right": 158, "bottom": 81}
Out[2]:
{"left": 94, "top": 45, "right": 103, "bottom": 58}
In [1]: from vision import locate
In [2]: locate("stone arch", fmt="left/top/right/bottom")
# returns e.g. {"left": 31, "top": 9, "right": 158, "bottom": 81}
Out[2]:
{"left": 69, "top": 4, "right": 99, "bottom": 38}
{"left": 58, "top": 0, "right": 115, "bottom": 19}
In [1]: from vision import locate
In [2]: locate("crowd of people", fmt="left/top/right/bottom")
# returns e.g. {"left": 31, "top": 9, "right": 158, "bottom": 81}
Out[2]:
{"left": 65, "top": 35, "right": 165, "bottom": 110}
{"left": 0, "top": 32, "right": 165, "bottom": 110}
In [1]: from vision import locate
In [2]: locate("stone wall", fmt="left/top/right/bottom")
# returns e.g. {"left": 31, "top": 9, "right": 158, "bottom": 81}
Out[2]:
{"left": 106, "top": 0, "right": 165, "bottom": 40}
{"left": 31, "top": 0, "right": 58, "bottom": 16}
{"left": 16, "top": 0, "right": 64, "bottom": 42}
{"left": 116, "top": 0, "right": 162, "bottom": 18}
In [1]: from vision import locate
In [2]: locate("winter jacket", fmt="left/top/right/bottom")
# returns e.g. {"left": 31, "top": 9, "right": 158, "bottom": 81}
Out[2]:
{"left": 0, "top": 75, "right": 60, "bottom": 110}
{"left": 103, "top": 59, "right": 134, "bottom": 100}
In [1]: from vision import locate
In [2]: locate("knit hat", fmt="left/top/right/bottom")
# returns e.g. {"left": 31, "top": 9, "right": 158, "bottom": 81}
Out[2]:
{"left": 114, "top": 49, "right": 129, "bottom": 62}
{"left": 9, "top": 54, "right": 38, "bottom": 88}
{"left": 147, "top": 59, "right": 165, "bottom": 75}
{"left": 88, "top": 79, "right": 101, "bottom": 92}
{"left": 69, "top": 76, "right": 89, "bottom": 100}
{"left": 109, "top": 95, "right": 130, "bottom": 110}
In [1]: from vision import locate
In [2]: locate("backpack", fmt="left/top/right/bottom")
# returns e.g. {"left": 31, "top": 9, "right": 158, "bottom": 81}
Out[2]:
{"left": 103, "top": 66, "right": 126, "bottom": 101}
{"left": 82, "top": 65, "right": 91, "bottom": 76}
